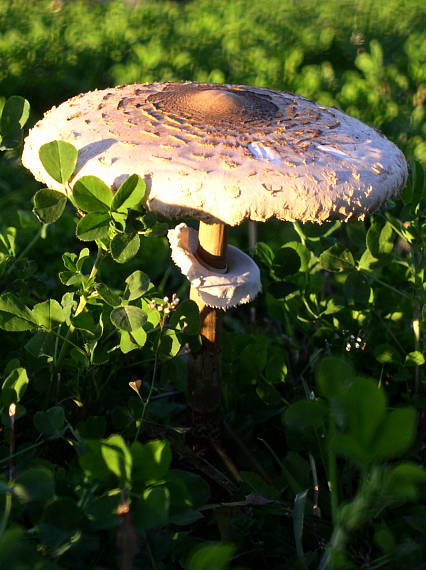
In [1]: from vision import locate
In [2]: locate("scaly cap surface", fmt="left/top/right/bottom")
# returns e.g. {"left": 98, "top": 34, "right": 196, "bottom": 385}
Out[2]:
{"left": 22, "top": 82, "right": 408, "bottom": 225}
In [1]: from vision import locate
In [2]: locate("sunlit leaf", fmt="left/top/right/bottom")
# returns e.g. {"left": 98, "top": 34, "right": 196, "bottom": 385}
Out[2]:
{"left": 110, "top": 305, "right": 147, "bottom": 331}
{"left": 73, "top": 175, "right": 113, "bottom": 212}
{"left": 111, "top": 232, "right": 140, "bottom": 263}
{"left": 0, "top": 293, "right": 36, "bottom": 332}
{"left": 111, "top": 174, "right": 146, "bottom": 212}
{"left": 32, "top": 299, "right": 65, "bottom": 330}
{"left": 1, "top": 367, "right": 29, "bottom": 406}
{"left": 131, "top": 440, "right": 172, "bottom": 481}
{"left": 125, "top": 270, "right": 150, "bottom": 301}
{"left": 76, "top": 212, "right": 110, "bottom": 241}
{"left": 39, "top": 140, "right": 77, "bottom": 184}
{"left": 319, "top": 244, "right": 355, "bottom": 272}
{"left": 101, "top": 434, "right": 132, "bottom": 487}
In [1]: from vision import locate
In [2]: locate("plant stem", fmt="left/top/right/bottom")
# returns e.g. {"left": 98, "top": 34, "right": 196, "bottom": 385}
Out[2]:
{"left": 328, "top": 422, "right": 339, "bottom": 526}
{"left": 134, "top": 321, "right": 164, "bottom": 442}
{"left": 0, "top": 440, "right": 45, "bottom": 465}
{"left": 4, "top": 223, "right": 47, "bottom": 277}
{"left": 0, "top": 492, "right": 12, "bottom": 541}
{"left": 188, "top": 221, "right": 227, "bottom": 441}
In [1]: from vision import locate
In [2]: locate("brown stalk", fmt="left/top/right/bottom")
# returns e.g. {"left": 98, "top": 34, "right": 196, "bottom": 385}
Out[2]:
{"left": 188, "top": 221, "right": 227, "bottom": 442}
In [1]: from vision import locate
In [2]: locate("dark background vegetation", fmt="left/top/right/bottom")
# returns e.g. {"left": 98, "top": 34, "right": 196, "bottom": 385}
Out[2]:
{"left": 0, "top": 1, "right": 425, "bottom": 568}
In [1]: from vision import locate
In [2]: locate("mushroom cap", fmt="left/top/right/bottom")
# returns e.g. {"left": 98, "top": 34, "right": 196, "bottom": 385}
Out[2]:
{"left": 22, "top": 82, "right": 408, "bottom": 225}
{"left": 168, "top": 223, "right": 261, "bottom": 309}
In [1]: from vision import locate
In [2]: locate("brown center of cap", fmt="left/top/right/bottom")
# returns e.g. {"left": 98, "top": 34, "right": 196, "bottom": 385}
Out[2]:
{"left": 185, "top": 89, "right": 247, "bottom": 117}
{"left": 147, "top": 84, "right": 278, "bottom": 126}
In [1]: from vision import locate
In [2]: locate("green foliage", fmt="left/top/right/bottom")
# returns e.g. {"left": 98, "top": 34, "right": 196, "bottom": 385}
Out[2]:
{"left": 38, "top": 141, "right": 77, "bottom": 185}
{"left": 186, "top": 543, "right": 236, "bottom": 570}
{"left": 33, "top": 189, "right": 67, "bottom": 224}
{"left": 0, "top": 95, "right": 29, "bottom": 149}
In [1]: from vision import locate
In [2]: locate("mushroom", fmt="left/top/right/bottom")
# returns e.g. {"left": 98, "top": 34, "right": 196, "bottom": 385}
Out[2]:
{"left": 22, "top": 81, "right": 408, "bottom": 440}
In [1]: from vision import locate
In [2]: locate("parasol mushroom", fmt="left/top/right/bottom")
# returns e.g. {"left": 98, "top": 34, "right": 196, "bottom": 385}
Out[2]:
{"left": 22, "top": 81, "right": 408, "bottom": 440}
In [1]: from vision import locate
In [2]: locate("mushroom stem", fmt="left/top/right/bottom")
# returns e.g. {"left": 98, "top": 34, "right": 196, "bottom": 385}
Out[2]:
{"left": 196, "top": 222, "right": 227, "bottom": 270}
{"left": 188, "top": 221, "right": 227, "bottom": 441}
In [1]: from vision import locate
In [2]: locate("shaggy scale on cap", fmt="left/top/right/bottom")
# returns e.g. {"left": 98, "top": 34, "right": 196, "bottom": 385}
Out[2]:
{"left": 22, "top": 81, "right": 408, "bottom": 226}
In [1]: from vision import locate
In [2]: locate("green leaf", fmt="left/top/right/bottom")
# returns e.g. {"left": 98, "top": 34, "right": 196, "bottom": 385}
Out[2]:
{"left": 1, "top": 95, "right": 30, "bottom": 130}
{"left": 0, "top": 293, "right": 36, "bottom": 332}
{"left": 135, "top": 486, "right": 170, "bottom": 530}
{"left": 316, "top": 357, "right": 354, "bottom": 399}
{"left": 0, "top": 227, "right": 16, "bottom": 257}
{"left": 296, "top": 221, "right": 341, "bottom": 241}
{"left": 111, "top": 232, "right": 140, "bottom": 263}
{"left": 343, "top": 377, "right": 386, "bottom": 450}
{"left": 319, "top": 244, "right": 355, "bottom": 272}
{"left": 265, "top": 348, "right": 287, "bottom": 383}
{"left": 43, "top": 497, "right": 84, "bottom": 531}
{"left": 79, "top": 439, "right": 112, "bottom": 484}
{"left": 186, "top": 543, "right": 235, "bottom": 570}
{"left": 0, "top": 96, "right": 30, "bottom": 148}
{"left": 283, "top": 399, "right": 327, "bottom": 431}
{"left": 385, "top": 463, "right": 426, "bottom": 501}
{"left": 255, "top": 242, "right": 274, "bottom": 267}
{"left": 24, "top": 331, "right": 55, "bottom": 359}
{"left": 293, "top": 489, "right": 309, "bottom": 564}
{"left": 366, "top": 221, "right": 394, "bottom": 257}
{"left": 110, "top": 305, "right": 147, "bottom": 332}
{"left": 169, "top": 509, "right": 204, "bottom": 526}
{"left": 34, "top": 406, "right": 65, "bottom": 437}
{"left": 101, "top": 434, "right": 132, "bottom": 487}
{"left": 111, "top": 210, "right": 127, "bottom": 231}
{"left": 111, "top": 174, "right": 146, "bottom": 212}
{"left": 332, "top": 433, "right": 367, "bottom": 465}
{"left": 13, "top": 467, "right": 55, "bottom": 502}
{"left": 119, "top": 328, "right": 147, "bottom": 353}
{"left": 32, "top": 299, "right": 65, "bottom": 330}
{"left": 344, "top": 271, "right": 371, "bottom": 307}
{"left": 358, "top": 248, "right": 379, "bottom": 271}
{"left": 85, "top": 495, "right": 121, "bottom": 531}
{"left": 168, "top": 470, "right": 210, "bottom": 508}
{"left": 374, "top": 343, "right": 401, "bottom": 364}
{"left": 73, "top": 175, "right": 113, "bottom": 212}
{"left": 168, "top": 300, "right": 200, "bottom": 335}
{"left": 273, "top": 246, "right": 301, "bottom": 278}
{"left": 32, "top": 188, "right": 67, "bottom": 224}
{"left": 131, "top": 440, "right": 172, "bottom": 482}
{"left": 72, "top": 310, "right": 99, "bottom": 337}
{"left": 95, "top": 283, "right": 121, "bottom": 307}
{"left": 159, "top": 329, "right": 182, "bottom": 358}
{"left": 1, "top": 367, "right": 29, "bottom": 406}
{"left": 39, "top": 140, "right": 78, "bottom": 184}
{"left": 76, "top": 212, "right": 110, "bottom": 241}
{"left": 273, "top": 241, "right": 311, "bottom": 278}
{"left": 0, "top": 528, "right": 34, "bottom": 567}
{"left": 125, "top": 270, "right": 150, "bottom": 301}
{"left": 370, "top": 408, "right": 417, "bottom": 461}
{"left": 405, "top": 351, "right": 425, "bottom": 367}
